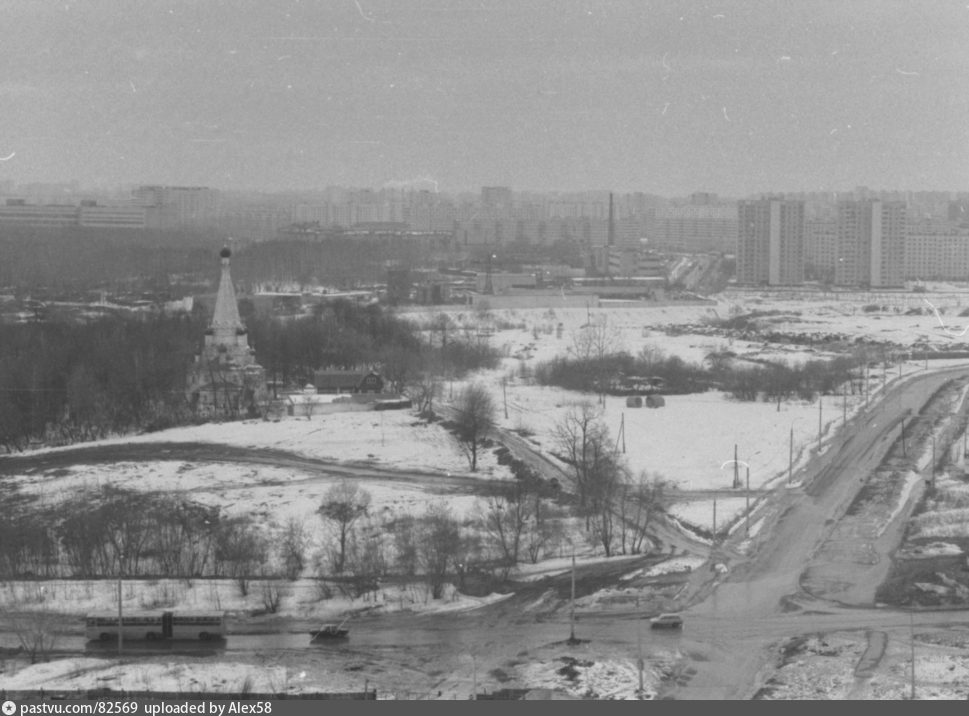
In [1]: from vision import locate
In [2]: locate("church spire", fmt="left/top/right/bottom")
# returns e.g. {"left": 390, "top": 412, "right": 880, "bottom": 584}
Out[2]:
{"left": 210, "top": 246, "right": 245, "bottom": 342}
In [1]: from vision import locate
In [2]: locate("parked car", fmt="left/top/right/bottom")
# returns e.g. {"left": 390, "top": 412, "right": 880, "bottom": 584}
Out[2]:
{"left": 649, "top": 613, "right": 684, "bottom": 629}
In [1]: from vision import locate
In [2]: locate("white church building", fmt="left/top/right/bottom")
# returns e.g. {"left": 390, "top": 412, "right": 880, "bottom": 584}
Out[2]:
{"left": 186, "top": 246, "right": 268, "bottom": 417}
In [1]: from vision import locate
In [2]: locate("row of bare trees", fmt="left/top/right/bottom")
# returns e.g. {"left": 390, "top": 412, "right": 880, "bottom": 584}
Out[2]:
{"left": 314, "top": 480, "right": 568, "bottom": 600}
{"left": 552, "top": 402, "right": 670, "bottom": 557}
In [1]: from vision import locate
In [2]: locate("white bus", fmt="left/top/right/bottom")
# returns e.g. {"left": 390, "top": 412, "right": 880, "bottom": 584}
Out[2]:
{"left": 85, "top": 610, "right": 226, "bottom": 642}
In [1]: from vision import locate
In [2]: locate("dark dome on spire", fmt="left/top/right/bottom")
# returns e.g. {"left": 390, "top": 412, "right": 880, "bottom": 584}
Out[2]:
{"left": 220, "top": 246, "right": 231, "bottom": 259}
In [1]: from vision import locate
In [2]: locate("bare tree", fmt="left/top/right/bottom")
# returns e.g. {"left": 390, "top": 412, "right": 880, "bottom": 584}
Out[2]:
{"left": 452, "top": 383, "right": 496, "bottom": 472}
{"left": 418, "top": 504, "right": 462, "bottom": 599}
{"left": 10, "top": 609, "right": 59, "bottom": 664}
{"left": 618, "top": 472, "right": 671, "bottom": 555}
{"left": 391, "top": 514, "right": 420, "bottom": 577}
{"left": 278, "top": 517, "right": 310, "bottom": 580}
{"left": 571, "top": 315, "right": 621, "bottom": 403}
{"left": 521, "top": 498, "right": 567, "bottom": 563}
{"left": 476, "top": 483, "right": 529, "bottom": 576}
{"left": 408, "top": 372, "right": 440, "bottom": 415}
{"left": 585, "top": 449, "right": 624, "bottom": 557}
{"left": 345, "top": 530, "right": 387, "bottom": 600}
{"left": 213, "top": 516, "right": 269, "bottom": 596}
{"left": 553, "top": 402, "right": 611, "bottom": 509}
{"left": 257, "top": 572, "right": 288, "bottom": 613}
{"left": 378, "top": 344, "right": 419, "bottom": 394}
{"left": 318, "top": 481, "right": 372, "bottom": 573}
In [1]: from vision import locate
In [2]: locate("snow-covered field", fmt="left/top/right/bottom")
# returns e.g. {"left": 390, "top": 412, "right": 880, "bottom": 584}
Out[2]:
{"left": 16, "top": 297, "right": 969, "bottom": 537}
{"left": 7, "top": 294, "right": 969, "bottom": 699}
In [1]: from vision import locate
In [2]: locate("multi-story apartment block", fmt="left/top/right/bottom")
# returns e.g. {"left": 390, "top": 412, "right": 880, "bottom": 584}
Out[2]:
{"left": 736, "top": 198, "right": 805, "bottom": 285}
{"left": 904, "top": 220, "right": 969, "bottom": 280}
{"left": 133, "top": 185, "right": 219, "bottom": 229}
{"left": 835, "top": 200, "right": 906, "bottom": 288}
{"left": 651, "top": 204, "right": 738, "bottom": 253}
{"left": 805, "top": 220, "right": 838, "bottom": 281}
{"left": 0, "top": 199, "right": 146, "bottom": 229}
{"left": 0, "top": 199, "right": 80, "bottom": 227}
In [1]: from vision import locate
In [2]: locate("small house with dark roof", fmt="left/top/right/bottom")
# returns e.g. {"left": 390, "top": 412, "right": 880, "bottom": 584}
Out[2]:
{"left": 313, "top": 369, "right": 384, "bottom": 395}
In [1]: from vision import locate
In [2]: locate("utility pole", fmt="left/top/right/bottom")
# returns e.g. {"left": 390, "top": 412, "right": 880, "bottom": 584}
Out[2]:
{"left": 865, "top": 363, "right": 869, "bottom": 407}
{"left": 117, "top": 562, "right": 123, "bottom": 656}
{"left": 712, "top": 498, "right": 717, "bottom": 542}
{"left": 818, "top": 397, "right": 823, "bottom": 447}
{"left": 788, "top": 425, "right": 794, "bottom": 485}
{"left": 621, "top": 413, "right": 626, "bottom": 454}
{"left": 733, "top": 444, "right": 739, "bottom": 488}
{"left": 842, "top": 384, "right": 847, "bottom": 423}
{"left": 569, "top": 549, "right": 576, "bottom": 643}
{"left": 636, "top": 596, "right": 644, "bottom": 698}
{"left": 745, "top": 466, "right": 750, "bottom": 537}
{"left": 910, "top": 610, "right": 916, "bottom": 700}
{"left": 502, "top": 377, "right": 508, "bottom": 420}
{"left": 472, "top": 655, "right": 477, "bottom": 701}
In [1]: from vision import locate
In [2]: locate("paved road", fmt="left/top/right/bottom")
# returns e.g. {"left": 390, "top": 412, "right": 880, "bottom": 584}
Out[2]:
{"left": 664, "top": 365, "right": 969, "bottom": 698}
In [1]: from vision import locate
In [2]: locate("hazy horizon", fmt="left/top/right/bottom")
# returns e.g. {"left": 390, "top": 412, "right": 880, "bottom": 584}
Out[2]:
{"left": 1, "top": 0, "right": 966, "bottom": 197}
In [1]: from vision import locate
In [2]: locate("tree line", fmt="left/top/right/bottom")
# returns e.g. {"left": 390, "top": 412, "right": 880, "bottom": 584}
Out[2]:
{"left": 0, "top": 313, "right": 204, "bottom": 451}
{"left": 0, "top": 301, "right": 502, "bottom": 451}
{"left": 535, "top": 341, "right": 869, "bottom": 403}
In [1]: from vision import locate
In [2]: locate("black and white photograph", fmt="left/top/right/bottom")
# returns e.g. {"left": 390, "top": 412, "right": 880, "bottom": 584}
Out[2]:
{"left": 1, "top": 0, "right": 968, "bottom": 702}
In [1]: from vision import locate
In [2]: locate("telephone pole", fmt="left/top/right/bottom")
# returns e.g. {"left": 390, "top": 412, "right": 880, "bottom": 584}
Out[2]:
{"left": 788, "top": 425, "right": 794, "bottom": 485}
{"left": 712, "top": 498, "right": 717, "bottom": 542}
{"left": 733, "top": 444, "right": 740, "bottom": 488}
{"left": 745, "top": 466, "right": 750, "bottom": 536}
{"left": 910, "top": 610, "right": 916, "bottom": 700}
{"left": 569, "top": 549, "right": 577, "bottom": 643}
{"left": 818, "top": 397, "right": 823, "bottom": 447}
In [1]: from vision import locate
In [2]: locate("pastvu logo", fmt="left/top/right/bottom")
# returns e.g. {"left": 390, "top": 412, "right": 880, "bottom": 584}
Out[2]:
{"left": 2, "top": 700, "right": 16, "bottom": 716}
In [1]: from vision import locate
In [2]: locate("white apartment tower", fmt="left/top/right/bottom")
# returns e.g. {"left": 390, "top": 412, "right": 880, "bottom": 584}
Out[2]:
{"left": 835, "top": 200, "right": 906, "bottom": 287}
{"left": 737, "top": 198, "right": 805, "bottom": 285}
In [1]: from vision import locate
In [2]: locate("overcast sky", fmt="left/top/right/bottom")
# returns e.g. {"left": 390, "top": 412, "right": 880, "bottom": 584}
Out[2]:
{"left": 0, "top": 0, "right": 966, "bottom": 197}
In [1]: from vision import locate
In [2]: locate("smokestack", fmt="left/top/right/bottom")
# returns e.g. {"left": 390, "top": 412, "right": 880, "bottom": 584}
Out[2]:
{"left": 608, "top": 192, "right": 614, "bottom": 247}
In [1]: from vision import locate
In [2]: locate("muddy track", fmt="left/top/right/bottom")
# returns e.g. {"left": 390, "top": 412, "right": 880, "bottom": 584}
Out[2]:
{"left": 0, "top": 441, "right": 501, "bottom": 495}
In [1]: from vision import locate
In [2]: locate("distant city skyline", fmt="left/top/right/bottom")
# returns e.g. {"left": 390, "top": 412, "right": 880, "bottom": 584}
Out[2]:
{"left": 0, "top": 1, "right": 966, "bottom": 196}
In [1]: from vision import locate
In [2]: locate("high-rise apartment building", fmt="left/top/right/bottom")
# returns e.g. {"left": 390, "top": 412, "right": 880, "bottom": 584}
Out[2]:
{"left": 835, "top": 200, "right": 906, "bottom": 287}
{"left": 903, "top": 219, "right": 969, "bottom": 280}
{"left": 652, "top": 204, "right": 739, "bottom": 253}
{"left": 736, "top": 198, "right": 805, "bottom": 285}
{"left": 805, "top": 220, "right": 837, "bottom": 281}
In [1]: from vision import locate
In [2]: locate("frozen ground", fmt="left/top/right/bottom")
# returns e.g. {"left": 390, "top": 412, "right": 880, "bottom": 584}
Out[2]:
{"left": 6, "top": 296, "right": 969, "bottom": 699}
{"left": 757, "top": 630, "right": 969, "bottom": 700}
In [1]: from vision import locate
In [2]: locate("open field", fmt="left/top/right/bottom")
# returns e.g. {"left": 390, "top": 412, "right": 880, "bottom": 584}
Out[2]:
{"left": 5, "top": 293, "right": 969, "bottom": 698}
